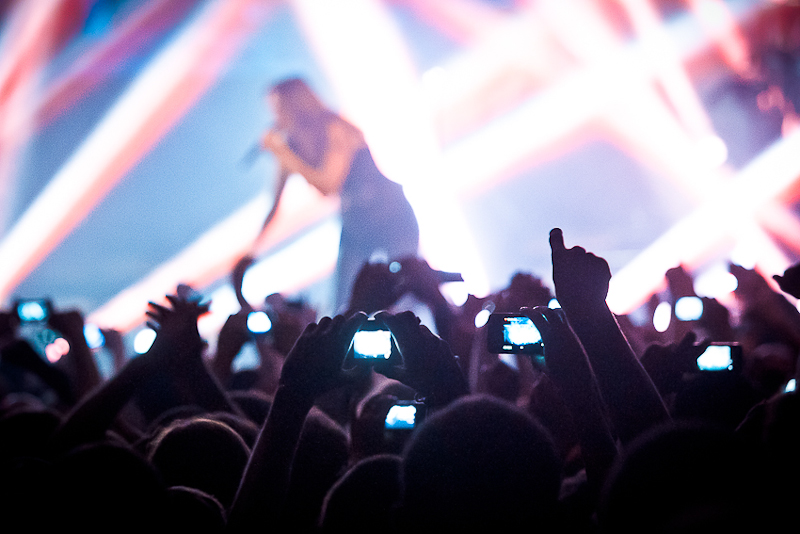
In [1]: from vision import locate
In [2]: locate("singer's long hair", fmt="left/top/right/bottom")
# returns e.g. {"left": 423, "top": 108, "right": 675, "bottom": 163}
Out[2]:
{"left": 268, "top": 78, "right": 337, "bottom": 168}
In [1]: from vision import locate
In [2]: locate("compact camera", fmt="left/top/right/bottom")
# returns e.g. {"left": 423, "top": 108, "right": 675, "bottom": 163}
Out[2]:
{"left": 351, "top": 317, "right": 397, "bottom": 360}
{"left": 343, "top": 316, "right": 401, "bottom": 368}
{"left": 486, "top": 313, "right": 544, "bottom": 356}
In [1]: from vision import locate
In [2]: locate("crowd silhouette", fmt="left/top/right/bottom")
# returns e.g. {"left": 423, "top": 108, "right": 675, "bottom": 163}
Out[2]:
{"left": 1, "top": 227, "right": 798, "bottom": 532}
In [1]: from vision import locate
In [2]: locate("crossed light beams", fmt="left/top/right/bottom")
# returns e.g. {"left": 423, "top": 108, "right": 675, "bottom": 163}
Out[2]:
{"left": 607, "top": 129, "right": 800, "bottom": 313}
{"left": 0, "top": 0, "right": 89, "bottom": 233}
{"left": 87, "top": 0, "right": 788, "bottom": 330}
{"left": 33, "top": 0, "right": 203, "bottom": 128}
{"left": 0, "top": 0, "right": 275, "bottom": 304}
{"left": 441, "top": 0, "right": 798, "bottom": 313}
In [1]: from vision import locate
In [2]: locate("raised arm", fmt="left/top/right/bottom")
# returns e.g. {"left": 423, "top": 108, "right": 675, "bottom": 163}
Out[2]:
{"left": 549, "top": 228, "right": 669, "bottom": 444}
{"left": 227, "top": 313, "right": 365, "bottom": 531}
{"left": 51, "top": 295, "right": 239, "bottom": 451}
{"left": 524, "top": 306, "right": 617, "bottom": 493}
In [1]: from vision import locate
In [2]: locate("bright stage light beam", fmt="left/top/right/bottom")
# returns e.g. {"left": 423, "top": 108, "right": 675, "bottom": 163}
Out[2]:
{"left": 607, "top": 129, "right": 800, "bottom": 314}
{"left": 291, "top": 0, "right": 490, "bottom": 297}
{"left": 87, "top": 0, "right": 781, "bottom": 332}
{"left": 0, "top": 0, "right": 273, "bottom": 304}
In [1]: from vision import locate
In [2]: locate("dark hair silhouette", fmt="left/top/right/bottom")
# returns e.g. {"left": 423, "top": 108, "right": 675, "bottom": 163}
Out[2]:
{"left": 148, "top": 417, "right": 250, "bottom": 509}
{"left": 43, "top": 442, "right": 166, "bottom": 531}
{"left": 599, "top": 420, "right": 768, "bottom": 532}
{"left": 319, "top": 454, "right": 403, "bottom": 533}
{"left": 279, "top": 408, "right": 349, "bottom": 532}
{"left": 400, "top": 394, "right": 562, "bottom": 532}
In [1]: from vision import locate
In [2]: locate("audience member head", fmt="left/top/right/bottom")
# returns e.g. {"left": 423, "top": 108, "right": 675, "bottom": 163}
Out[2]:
{"left": 43, "top": 442, "right": 166, "bottom": 531}
{"left": 599, "top": 420, "right": 768, "bottom": 533}
{"left": 319, "top": 454, "right": 403, "bottom": 534}
{"left": 284, "top": 408, "right": 350, "bottom": 532}
{"left": 148, "top": 417, "right": 250, "bottom": 509}
{"left": 400, "top": 394, "right": 562, "bottom": 532}
{"left": 161, "top": 486, "right": 226, "bottom": 533}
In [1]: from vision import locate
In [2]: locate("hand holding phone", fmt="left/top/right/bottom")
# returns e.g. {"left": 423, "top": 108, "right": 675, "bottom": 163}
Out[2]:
{"left": 486, "top": 313, "right": 544, "bottom": 356}
{"left": 344, "top": 316, "right": 401, "bottom": 366}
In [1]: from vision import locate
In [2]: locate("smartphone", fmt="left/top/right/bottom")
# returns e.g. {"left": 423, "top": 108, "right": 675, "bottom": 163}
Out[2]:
{"left": 384, "top": 401, "right": 425, "bottom": 430}
{"left": 14, "top": 299, "right": 50, "bottom": 323}
{"left": 352, "top": 318, "right": 395, "bottom": 360}
{"left": 486, "top": 313, "right": 544, "bottom": 356}
{"left": 696, "top": 343, "right": 741, "bottom": 372}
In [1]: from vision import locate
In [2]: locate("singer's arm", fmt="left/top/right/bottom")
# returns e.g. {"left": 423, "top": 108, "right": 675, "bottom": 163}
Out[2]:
{"left": 253, "top": 166, "right": 290, "bottom": 249}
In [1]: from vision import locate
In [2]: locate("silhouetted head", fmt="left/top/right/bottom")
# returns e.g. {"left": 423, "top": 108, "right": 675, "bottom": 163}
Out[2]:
{"left": 400, "top": 395, "right": 562, "bottom": 532}
{"left": 162, "top": 486, "right": 226, "bottom": 533}
{"left": 148, "top": 417, "right": 250, "bottom": 508}
{"left": 319, "top": 454, "right": 403, "bottom": 534}
{"left": 284, "top": 408, "right": 350, "bottom": 532}
{"left": 0, "top": 406, "right": 61, "bottom": 461}
{"left": 599, "top": 420, "right": 768, "bottom": 533}
{"left": 44, "top": 442, "right": 166, "bottom": 531}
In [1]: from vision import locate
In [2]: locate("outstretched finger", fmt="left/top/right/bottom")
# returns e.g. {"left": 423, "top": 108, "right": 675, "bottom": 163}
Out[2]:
{"left": 549, "top": 228, "right": 566, "bottom": 255}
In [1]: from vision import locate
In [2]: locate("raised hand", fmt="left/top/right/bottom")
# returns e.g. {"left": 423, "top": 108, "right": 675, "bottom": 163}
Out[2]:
{"left": 145, "top": 294, "right": 209, "bottom": 360}
{"left": 523, "top": 306, "right": 617, "bottom": 490}
{"left": 522, "top": 307, "right": 590, "bottom": 385}
{"left": 640, "top": 332, "right": 710, "bottom": 395}
{"left": 546, "top": 228, "right": 669, "bottom": 444}
{"left": 346, "top": 262, "right": 403, "bottom": 315}
{"left": 278, "top": 313, "right": 366, "bottom": 403}
{"left": 774, "top": 262, "right": 800, "bottom": 298}
{"left": 212, "top": 309, "right": 252, "bottom": 386}
{"left": 549, "top": 228, "right": 611, "bottom": 313}
{"left": 373, "top": 311, "right": 468, "bottom": 408}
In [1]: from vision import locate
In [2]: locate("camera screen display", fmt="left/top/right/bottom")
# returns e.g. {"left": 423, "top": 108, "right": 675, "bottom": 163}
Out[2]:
{"left": 385, "top": 404, "right": 417, "bottom": 429}
{"left": 17, "top": 300, "right": 48, "bottom": 322}
{"left": 503, "top": 316, "right": 541, "bottom": 348}
{"left": 697, "top": 345, "right": 734, "bottom": 371}
{"left": 487, "top": 313, "right": 544, "bottom": 355}
{"left": 353, "top": 329, "right": 392, "bottom": 359}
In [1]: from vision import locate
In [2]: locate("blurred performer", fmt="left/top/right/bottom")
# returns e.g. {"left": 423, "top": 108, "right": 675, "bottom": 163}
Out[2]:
{"left": 254, "top": 78, "right": 419, "bottom": 311}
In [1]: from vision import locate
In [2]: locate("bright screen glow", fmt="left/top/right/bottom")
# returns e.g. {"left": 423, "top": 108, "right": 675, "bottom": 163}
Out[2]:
{"left": 354, "top": 329, "right": 392, "bottom": 359}
{"left": 675, "top": 296, "right": 703, "bottom": 321}
{"left": 84, "top": 323, "right": 105, "bottom": 349}
{"left": 134, "top": 328, "right": 157, "bottom": 354}
{"left": 504, "top": 316, "right": 541, "bottom": 345}
{"left": 385, "top": 405, "right": 416, "bottom": 429}
{"left": 18, "top": 301, "right": 47, "bottom": 321}
{"left": 653, "top": 301, "right": 672, "bottom": 332}
{"left": 247, "top": 311, "right": 272, "bottom": 334}
{"left": 697, "top": 345, "right": 733, "bottom": 371}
